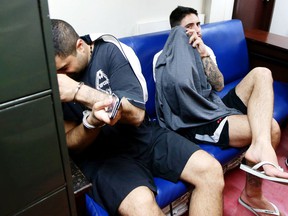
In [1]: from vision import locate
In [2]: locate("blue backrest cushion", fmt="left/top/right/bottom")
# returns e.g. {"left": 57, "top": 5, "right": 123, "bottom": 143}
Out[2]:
{"left": 201, "top": 19, "right": 250, "bottom": 84}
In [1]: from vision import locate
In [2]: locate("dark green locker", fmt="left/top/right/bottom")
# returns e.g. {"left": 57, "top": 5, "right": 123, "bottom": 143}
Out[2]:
{"left": 0, "top": 0, "right": 77, "bottom": 215}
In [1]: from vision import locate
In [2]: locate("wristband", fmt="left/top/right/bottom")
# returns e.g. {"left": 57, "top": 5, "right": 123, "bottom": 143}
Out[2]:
{"left": 82, "top": 110, "right": 96, "bottom": 129}
{"left": 73, "top": 82, "right": 84, "bottom": 103}
{"left": 82, "top": 110, "right": 106, "bottom": 129}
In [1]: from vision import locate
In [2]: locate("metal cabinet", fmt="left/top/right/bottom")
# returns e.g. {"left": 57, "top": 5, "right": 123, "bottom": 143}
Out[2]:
{"left": 0, "top": 0, "right": 76, "bottom": 215}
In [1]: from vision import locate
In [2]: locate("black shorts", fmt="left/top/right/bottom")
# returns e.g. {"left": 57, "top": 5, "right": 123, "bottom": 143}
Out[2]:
{"left": 222, "top": 87, "right": 247, "bottom": 115}
{"left": 79, "top": 122, "right": 200, "bottom": 215}
{"left": 179, "top": 87, "right": 247, "bottom": 149}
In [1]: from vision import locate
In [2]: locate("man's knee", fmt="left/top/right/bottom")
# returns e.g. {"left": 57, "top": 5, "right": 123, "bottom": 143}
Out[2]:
{"left": 118, "top": 186, "right": 159, "bottom": 215}
{"left": 199, "top": 157, "right": 224, "bottom": 188}
{"left": 182, "top": 150, "right": 224, "bottom": 188}
{"left": 252, "top": 67, "right": 273, "bottom": 82}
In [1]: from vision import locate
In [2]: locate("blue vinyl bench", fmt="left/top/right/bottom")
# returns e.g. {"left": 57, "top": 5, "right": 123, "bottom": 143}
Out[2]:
{"left": 85, "top": 19, "right": 288, "bottom": 215}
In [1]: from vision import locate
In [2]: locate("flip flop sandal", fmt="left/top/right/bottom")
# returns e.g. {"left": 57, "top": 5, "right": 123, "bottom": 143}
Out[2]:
{"left": 240, "top": 161, "right": 288, "bottom": 184}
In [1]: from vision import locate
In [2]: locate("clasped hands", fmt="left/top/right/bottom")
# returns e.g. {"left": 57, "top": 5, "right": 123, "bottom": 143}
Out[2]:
{"left": 57, "top": 74, "right": 121, "bottom": 128}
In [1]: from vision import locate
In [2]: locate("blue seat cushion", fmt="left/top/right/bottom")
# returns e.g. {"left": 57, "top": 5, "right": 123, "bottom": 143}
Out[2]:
{"left": 86, "top": 194, "right": 109, "bottom": 216}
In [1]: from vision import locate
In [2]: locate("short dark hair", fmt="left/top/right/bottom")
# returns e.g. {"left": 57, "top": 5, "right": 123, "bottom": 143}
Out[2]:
{"left": 50, "top": 19, "right": 79, "bottom": 57}
{"left": 169, "top": 6, "right": 198, "bottom": 28}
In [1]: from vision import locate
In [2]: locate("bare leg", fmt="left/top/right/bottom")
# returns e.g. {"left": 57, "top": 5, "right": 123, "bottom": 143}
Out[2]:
{"left": 239, "top": 161, "right": 285, "bottom": 216}
{"left": 234, "top": 67, "right": 286, "bottom": 177}
{"left": 118, "top": 186, "right": 164, "bottom": 216}
{"left": 227, "top": 67, "right": 288, "bottom": 215}
{"left": 228, "top": 116, "right": 284, "bottom": 214}
{"left": 180, "top": 150, "right": 224, "bottom": 216}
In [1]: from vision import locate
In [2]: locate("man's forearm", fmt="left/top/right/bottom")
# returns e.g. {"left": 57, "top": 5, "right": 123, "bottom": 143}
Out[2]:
{"left": 75, "top": 84, "right": 110, "bottom": 109}
{"left": 202, "top": 56, "right": 224, "bottom": 91}
{"left": 64, "top": 120, "right": 101, "bottom": 152}
{"left": 119, "top": 97, "right": 145, "bottom": 126}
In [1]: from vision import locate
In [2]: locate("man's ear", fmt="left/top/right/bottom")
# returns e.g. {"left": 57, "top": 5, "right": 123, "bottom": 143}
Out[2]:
{"left": 76, "top": 39, "right": 84, "bottom": 52}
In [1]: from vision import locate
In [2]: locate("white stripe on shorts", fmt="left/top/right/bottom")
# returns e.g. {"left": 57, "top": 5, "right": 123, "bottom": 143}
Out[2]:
{"left": 195, "top": 117, "right": 228, "bottom": 143}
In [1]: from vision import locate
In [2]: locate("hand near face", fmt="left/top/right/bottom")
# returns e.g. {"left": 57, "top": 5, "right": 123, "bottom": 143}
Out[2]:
{"left": 186, "top": 29, "right": 209, "bottom": 57}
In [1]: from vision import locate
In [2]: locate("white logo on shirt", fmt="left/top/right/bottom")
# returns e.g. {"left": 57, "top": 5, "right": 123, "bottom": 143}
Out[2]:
{"left": 95, "top": 69, "right": 112, "bottom": 94}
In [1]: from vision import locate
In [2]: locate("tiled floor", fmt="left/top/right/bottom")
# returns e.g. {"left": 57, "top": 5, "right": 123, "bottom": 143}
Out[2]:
{"left": 223, "top": 123, "right": 288, "bottom": 216}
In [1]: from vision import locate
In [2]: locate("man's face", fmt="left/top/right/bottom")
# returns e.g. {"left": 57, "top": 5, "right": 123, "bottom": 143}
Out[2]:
{"left": 180, "top": 13, "right": 202, "bottom": 37}
{"left": 55, "top": 51, "right": 87, "bottom": 74}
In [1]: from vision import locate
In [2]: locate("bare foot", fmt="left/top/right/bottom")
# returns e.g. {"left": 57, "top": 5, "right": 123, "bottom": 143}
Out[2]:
{"left": 240, "top": 191, "right": 281, "bottom": 216}
{"left": 244, "top": 143, "right": 288, "bottom": 180}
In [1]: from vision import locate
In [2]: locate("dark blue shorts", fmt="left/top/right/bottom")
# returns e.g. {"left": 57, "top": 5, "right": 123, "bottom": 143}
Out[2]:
{"left": 79, "top": 122, "right": 200, "bottom": 215}
{"left": 179, "top": 87, "right": 247, "bottom": 149}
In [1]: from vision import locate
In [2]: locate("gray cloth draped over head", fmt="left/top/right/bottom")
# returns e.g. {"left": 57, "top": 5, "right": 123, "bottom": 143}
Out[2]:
{"left": 155, "top": 26, "right": 240, "bottom": 131}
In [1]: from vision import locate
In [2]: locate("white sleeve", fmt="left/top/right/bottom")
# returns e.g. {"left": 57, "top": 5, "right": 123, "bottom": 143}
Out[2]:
{"left": 205, "top": 45, "right": 217, "bottom": 66}
{"left": 120, "top": 42, "right": 148, "bottom": 102}
{"left": 153, "top": 50, "right": 163, "bottom": 82}
{"left": 90, "top": 33, "right": 148, "bottom": 102}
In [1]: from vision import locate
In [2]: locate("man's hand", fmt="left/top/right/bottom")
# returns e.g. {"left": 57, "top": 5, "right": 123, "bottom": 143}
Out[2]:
{"left": 57, "top": 74, "right": 79, "bottom": 102}
{"left": 87, "top": 97, "right": 122, "bottom": 127}
{"left": 57, "top": 74, "right": 144, "bottom": 126}
{"left": 186, "top": 29, "right": 224, "bottom": 91}
{"left": 186, "top": 29, "right": 209, "bottom": 58}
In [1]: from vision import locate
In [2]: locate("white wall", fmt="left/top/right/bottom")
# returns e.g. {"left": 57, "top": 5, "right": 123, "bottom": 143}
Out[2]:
{"left": 48, "top": 0, "right": 203, "bottom": 37}
{"left": 204, "top": 0, "right": 235, "bottom": 23}
{"left": 48, "top": 0, "right": 288, "bottom": 37}
{"left": 270, "top": 0, "right": 288, "bottom": 36}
